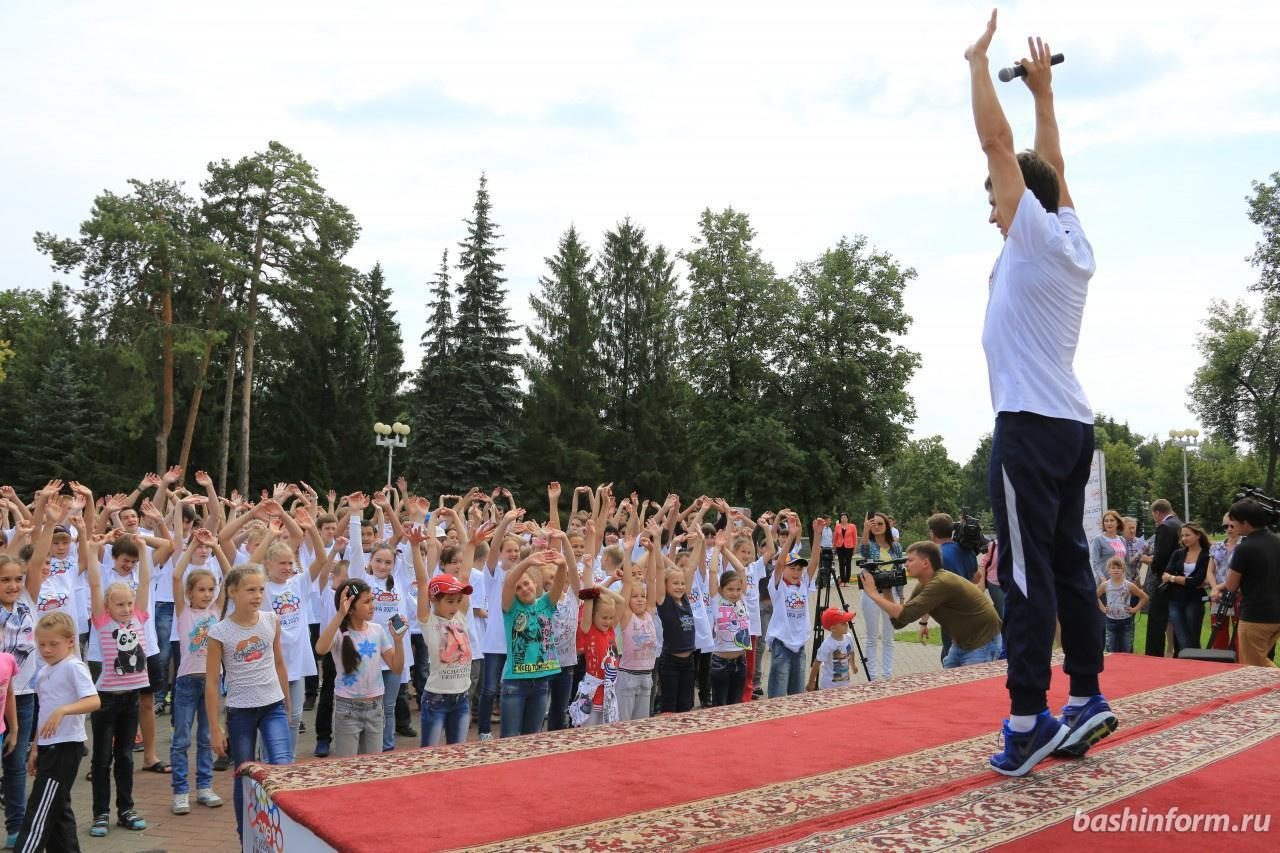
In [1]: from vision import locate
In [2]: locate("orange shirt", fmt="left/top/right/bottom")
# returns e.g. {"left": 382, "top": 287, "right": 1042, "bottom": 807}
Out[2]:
{"left": 834, "top": 524, "right": 859, "bottom": 549}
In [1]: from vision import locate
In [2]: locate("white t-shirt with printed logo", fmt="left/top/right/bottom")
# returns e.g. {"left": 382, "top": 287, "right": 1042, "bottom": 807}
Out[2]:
{"left": 209, "top": 611, "right": 284, "bottom": 709}
{"left": 767, "top": 573, "right": 815, "bottom": 653}
{"left": 262, "top": 574, "right": 317, "bottom": 682}
{"left": 816, "top": 633, "right": 855, "bottom": 689}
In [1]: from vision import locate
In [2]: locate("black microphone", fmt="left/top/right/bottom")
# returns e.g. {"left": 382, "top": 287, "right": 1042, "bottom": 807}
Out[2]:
{"left": 998, "top": 53, "right": 1064, "bottom": 83}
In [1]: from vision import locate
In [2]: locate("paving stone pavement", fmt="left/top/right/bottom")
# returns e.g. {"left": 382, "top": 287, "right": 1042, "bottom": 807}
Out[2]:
{"left": 57, "top": 579, "right": 945, "bottom": 852}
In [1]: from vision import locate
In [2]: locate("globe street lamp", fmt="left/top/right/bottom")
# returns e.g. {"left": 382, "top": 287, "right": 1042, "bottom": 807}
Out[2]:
{"left": 1169, "top": 428, "right": 1200, "bottom": 521}
{"left": 374, "top": 421, "right": 410, "bottom": 488}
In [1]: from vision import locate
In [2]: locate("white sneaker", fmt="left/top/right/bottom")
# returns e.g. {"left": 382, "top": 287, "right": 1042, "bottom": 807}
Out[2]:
{"left": 478, "top": 732, "right": 494, "bottom": 742}
{"left": 171, "top": 793, "right": 190, "bottom": 815}
{"left": 196, "top": 788, "right": 223, "bottom": 808}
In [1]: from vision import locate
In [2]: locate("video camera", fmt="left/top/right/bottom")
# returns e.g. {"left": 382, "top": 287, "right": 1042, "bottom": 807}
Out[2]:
{"left": 856, "top": 557, "right": 908, "bottom": 591}
{"left": 952, "top": 507, "right": 990, "bottom": 554}
{"left": 1211, "top": 588, "right": 1238, "bottom": 631}
{"left": 1234, "top": 485, "right": 1280, "bottom": 531}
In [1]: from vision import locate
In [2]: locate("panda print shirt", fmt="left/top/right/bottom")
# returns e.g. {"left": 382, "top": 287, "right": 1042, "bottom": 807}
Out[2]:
{"left": 92, "top": 607, "right": 150, "bottom": 692}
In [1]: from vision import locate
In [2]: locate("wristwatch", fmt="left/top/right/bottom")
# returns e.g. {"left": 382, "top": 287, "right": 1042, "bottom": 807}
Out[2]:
{"left": 918, "top": 619, "right": 929, "bottom": 626}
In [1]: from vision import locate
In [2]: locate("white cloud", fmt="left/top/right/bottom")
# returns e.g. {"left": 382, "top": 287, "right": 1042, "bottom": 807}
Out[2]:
{"left": 2, "top": 0, "right": 1278, "bottom": 467}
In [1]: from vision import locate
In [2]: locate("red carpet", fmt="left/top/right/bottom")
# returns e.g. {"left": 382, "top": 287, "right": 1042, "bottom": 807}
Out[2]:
{"left": 240, "top": 654, "right": 1280, "bottom": 851}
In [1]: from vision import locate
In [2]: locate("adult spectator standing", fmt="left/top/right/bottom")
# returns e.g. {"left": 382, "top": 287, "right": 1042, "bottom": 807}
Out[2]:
{"left": 1089, "top": 511, "right": 1127, "bottom": 585}
{"left": 1141, "top": 499, "right": 1182, "bottom": 657}
{"left": 928, "top": 513, "right": 979, "bottom": 663}
{"left": 833, "top": 515, "right": 859, "bottom": 585}
{"left": 1216, "top": 499, "right": 1280, "bottom": 667}
{"left": 967, "top": 13, "right": 1110, "bottom": 776}
{"left": 1160, "top": 523, "right": 1213, "bottom": 651}
{"left": 1207, "top": 514, "right": 1242, "bottom": 650}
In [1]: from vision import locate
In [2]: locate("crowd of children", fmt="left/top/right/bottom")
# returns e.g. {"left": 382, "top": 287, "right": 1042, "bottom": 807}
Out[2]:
{"left": 0, "top": 473, "right": 887, "bottom": 847}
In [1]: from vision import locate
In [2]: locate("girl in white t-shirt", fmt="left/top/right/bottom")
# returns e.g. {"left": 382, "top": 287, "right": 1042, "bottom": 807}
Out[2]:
{"left": 206, "top": 564, "right": 290, "bottom": 842}
{"left": 314, "top": 579, "right": 404, "bottom": 757}
{"left": 169, "top": 532, "right": 223, "bottom": 817}
{"left": 707, "top": 532, "right": 751, "bottom": 706}
{"left": 615, "top": 532, "right": 659, "bottom": 721}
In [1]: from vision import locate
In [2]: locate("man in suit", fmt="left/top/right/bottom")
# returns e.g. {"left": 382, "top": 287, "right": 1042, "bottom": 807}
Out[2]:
{"left": 1142, "top": 499, "right": 1182, "bottom": 656}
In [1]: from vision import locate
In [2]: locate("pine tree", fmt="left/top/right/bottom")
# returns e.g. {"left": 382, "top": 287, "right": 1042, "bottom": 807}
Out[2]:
{"left": 10, "top": 355, "right": 115, "bottom": 491}
{"left": 518, "top": 226, "right": 606, "bottom": 502}
{"left": 595, "top": 219, "right": 690, "bottom": 497}
{"left": 445, "top": 174, "right": 522, "bottom": 491}
{"left": 405, "top": 250, "right": 459, "bottom": 492}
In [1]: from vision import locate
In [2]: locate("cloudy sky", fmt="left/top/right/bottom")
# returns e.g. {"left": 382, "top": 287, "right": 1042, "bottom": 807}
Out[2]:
{"left": 3, "top": 1, "right": 1277, "bottom": 464}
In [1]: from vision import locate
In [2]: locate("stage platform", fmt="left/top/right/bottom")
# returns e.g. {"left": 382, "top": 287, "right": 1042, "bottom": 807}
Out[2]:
{"left": 239, "top": 654, "right": 1280, "bottom": 851}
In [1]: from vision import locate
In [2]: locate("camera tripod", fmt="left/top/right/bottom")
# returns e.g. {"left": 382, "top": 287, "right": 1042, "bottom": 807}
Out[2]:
{"left": 810, "top": 565, "right": 872, "bottom": 682}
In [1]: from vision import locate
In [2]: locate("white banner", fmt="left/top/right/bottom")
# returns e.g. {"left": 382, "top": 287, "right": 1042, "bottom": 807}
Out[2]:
{"left": 1082, "top": 448, "right": 1108, "bottom": 540}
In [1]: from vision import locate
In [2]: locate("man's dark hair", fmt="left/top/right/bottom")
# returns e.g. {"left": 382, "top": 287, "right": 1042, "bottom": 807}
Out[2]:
{"left": 1227, "top": 499, "right": 1271, "bottom": 529}
{"left": 906, "top": 541, "right": 942, "bottom": 572}
{"left": 984, "top": 150, "right": 1060, "bottom": 214}
{"left": 1151, "top": 499, "right": 1173, "bottom": 516}
{"left": 927, "top": 513, "right": 955, "bottom": 540}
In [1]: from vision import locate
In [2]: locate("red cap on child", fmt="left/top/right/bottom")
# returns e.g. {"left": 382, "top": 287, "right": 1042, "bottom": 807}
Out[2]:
{"left": 821, "top": 607, "right": 855, "bottom": 630}
{"left": 428, "top": 575, "right": 473, "bottom": 598}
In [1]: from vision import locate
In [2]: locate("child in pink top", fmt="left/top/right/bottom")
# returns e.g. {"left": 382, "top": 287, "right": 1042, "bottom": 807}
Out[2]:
{"left": 85, "top": 531, "right": 151, "bottom": 836}
{"left": 615, "top": 529, "right": 661, "bottom": 721}
{"left": 0, "top": 652, "right": 17, "bottom": 751}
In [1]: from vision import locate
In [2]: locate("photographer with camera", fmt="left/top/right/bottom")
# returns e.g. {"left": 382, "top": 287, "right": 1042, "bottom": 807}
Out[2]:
{"left": 860, "top": 541, "right": 1001, "bottom": 669}
{"left": 1214, "top": 499, "right": 1280, "bottom": 667}
{"left": 928, "top": 513, "right": 981, "bottom": 663}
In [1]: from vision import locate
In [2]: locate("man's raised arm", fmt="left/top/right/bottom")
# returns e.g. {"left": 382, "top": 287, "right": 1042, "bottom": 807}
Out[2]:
{"left": 1021, "top": 36, "right": 1074, "bottom": 210}
{"left": 966, "top": 9, "right": 1025, "bottom": 231}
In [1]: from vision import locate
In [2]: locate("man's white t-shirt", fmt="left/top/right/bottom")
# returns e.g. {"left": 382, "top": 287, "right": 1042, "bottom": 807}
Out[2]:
{"left": 981, "top": 188, "right": 1095, "bottom": 423}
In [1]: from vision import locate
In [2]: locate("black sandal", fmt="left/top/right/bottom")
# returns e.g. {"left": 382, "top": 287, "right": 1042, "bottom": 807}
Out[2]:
{"left": 140, "top": 761, "right": 171, "bottom": 773}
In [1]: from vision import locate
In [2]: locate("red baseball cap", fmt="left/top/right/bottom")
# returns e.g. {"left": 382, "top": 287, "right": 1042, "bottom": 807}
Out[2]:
{"left": 428, "top": 575, "right": 473, "bottom": 598}
{"left": 821, "top": 607, "right": 855, "bottom": 630}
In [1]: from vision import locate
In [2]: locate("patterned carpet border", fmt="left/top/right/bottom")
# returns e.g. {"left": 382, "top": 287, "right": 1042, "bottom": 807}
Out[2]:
{"left": 241, "top": 654, "right": 1060, "bottom": 795}
{"left": 461, "top": 666, "right": 1280, "bottom": 852}
{"left": 770, "top": 676, "right": 1280, "bottom": 852}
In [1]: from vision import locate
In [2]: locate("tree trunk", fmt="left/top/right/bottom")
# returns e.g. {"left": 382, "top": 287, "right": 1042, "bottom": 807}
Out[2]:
{"left": 217, "top": 331, "right": 239, "bottom": 495}
{"left": 155, "top": 268, "right": 175, "bottom": 472}
{"left": 237, "top": 223, "right": 267, "bottom": 496}
{"left": 1267, "top": 432, "right": 1278, "bottom": 494}
{"left": 177, "top": 284, "right": 225, "bottom": 473}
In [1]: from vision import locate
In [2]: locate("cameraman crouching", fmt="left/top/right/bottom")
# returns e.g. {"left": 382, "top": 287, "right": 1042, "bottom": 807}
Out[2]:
{"left": 861, "top": 542, "right": 1002, "bottom": 668}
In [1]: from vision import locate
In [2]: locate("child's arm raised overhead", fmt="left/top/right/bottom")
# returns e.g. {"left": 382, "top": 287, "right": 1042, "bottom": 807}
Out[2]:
{"left": 135, "top": 527, "right": 153, "bottom": 614}
{"left": 315, "top": 586, "right": 353, "bottom": 656}
{"left": 547, "top": 482, "right": 562, "bottom": 532}
{"left": 487, "top": 507, "right": 524, "bottom": 573}
{"left": 805, "top": 517, "right": 827, "bottom": 581}
{"left": 406, "top": 526, "right": 433, "bottom": 625}
{"left": 345, "top": 492, "right": 369, "bottom": 580}
{"left": 86, "top": 533, "right": 105, "bottom": 620}
{"left": 173, "top": 532, "right": 198, "bottom": 618}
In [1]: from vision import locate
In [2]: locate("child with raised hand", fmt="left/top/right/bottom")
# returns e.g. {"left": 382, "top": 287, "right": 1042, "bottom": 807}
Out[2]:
{"left": 344, "top": 492, "right": 414, "bottom": 753}
{"left": 85, "top": 521, "right": 152, "bottom": 837}
{"left": 809, "top": 608, "right": 857, "bottom": 690}
{"left": 544, "top": 528, "right": 581, "bottom": 730}
{"left": 500, "top": 549, "right": 566, "bottom": 737}
{"left": 707, "top": 530, "right": 751, "bottom": 706}
{"left": 314, "top": 579, "right": 405, "bottom": 757}
{"left": 169, "top": 528, "right": 225, "bottom": 817}
{"left": 614, "top": 528, "right": 659, "bottom": 721}
{"left": 251, "top": 518, "right": 329, "bottom": 753}
{"left": 13, "top": 612, "right": 99, "bottom": 853}
{"left": 207, "top": 564, "right": 291, "bottom": 842}
{"left": 570, "top": 558, "right": 621, "bottom": 727}
{"left": 653, "top": 528, "right": 704, "bottom": 713}
{"left": 738, "top": 512, "right": 775, "bottom": 702}
{"left": 767, "top": 515, "right": 824, "bottom": 698}
{"left": 406, "top": 518, "right": 477, "bottom": 746}
{"left": 477, "top": 504, "right": 525, "bottom": 741}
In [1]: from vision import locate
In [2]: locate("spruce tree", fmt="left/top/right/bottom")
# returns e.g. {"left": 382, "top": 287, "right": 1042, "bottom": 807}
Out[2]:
{"left": 595, "top": 219, "right": 690, "bottom": 497}
{"left": 446, "top": 174, "right": 522, "bottom": 491}
{"left": 518, "top": 226, "right": 606, "bottom": 501}
{"left": 405, "top": 250, "right": 459, "bottom": 492}
{"left": 360, "top": 262, "right": 407, "bottom": 423}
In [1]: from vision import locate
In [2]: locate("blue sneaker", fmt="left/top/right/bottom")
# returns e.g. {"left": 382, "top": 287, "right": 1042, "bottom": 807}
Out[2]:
{"left": 6, "top": 831, "right": 18, "bottom": 849}
{"left": 1053, "top": 695, "right": 1118, "bottom": 757}
{"left": 314, "top": 738, "right": 330, "bottom": 758}
{"left": 990, "top": 710, "right": 1068, "bottom": 776}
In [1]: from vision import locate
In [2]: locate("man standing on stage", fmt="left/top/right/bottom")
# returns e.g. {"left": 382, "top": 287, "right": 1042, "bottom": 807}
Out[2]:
{"left": 965, "top": 10, "right": 1114, "bottom": 777}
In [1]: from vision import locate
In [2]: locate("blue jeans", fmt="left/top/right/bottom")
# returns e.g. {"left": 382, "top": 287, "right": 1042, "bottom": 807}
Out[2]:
{"left": 709, "top": 654, "right": 746, "bottom": 706}
{"left": 381, "top": 669, "right": 399, "bottom": 752}
{"left": 226, "top": 701, "right": 292, "bottom": 840}
{"left": 942, "top": 635, "right": 1002, "bottom": 668}
{"left": 2, "top": 693, "right": 35, "bottom": 835}
{"left": 767, "top": 639, "right": 806, "bottom": 698}
{"left": 170, "top": 675, "right": 212, "bottom": 795}
{"left": 546, "top": 665, "right": 574, "bottom": 731}
{"left": 1105, "top": 616, "right": 1135, "bottom": 653}
{"left": 478, "top": 653, "right": 505, "bottom": 736}
{"left": 500, "top": 676, "right": 551, "bottom": 737}
{"left": 1168, "top": 598, "right": 1205, "bottom": 651}
{"left": 153, "top": 601, "right": 174, "bottom": 702}
{"left": 421, "top": 692, "right": 470, "bottom": 746}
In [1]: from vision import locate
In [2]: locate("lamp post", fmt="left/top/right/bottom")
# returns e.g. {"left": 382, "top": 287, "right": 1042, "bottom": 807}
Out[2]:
{"left": 1168, "top": 428, "right": 1200, "bottom": 521}
{"left": 374, "top": 421, "right": 410, "bottom": 488}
